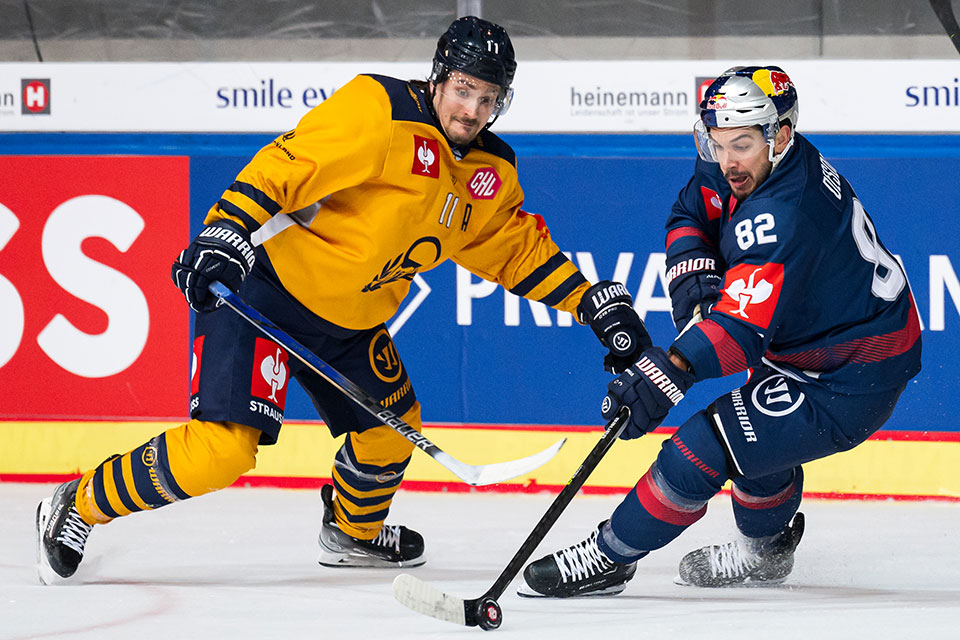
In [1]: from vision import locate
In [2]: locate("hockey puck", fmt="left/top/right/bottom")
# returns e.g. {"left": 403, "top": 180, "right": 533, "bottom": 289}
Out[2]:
{"left": 475, "top": 597, "right": 502, "bottom": 631}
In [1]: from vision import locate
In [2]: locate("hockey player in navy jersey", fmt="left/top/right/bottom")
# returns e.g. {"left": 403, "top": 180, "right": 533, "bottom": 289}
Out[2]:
{"left": 520, "top": 66, "right": 922, "bottom": 597}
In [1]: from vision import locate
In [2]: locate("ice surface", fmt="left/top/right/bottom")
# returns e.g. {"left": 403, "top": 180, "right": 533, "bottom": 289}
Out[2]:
{"left": 2, "top": 484, "right": 958, "bottom": 639}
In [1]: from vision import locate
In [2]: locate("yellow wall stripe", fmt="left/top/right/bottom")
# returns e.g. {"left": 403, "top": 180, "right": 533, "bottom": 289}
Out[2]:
{"left": 2, "top": 421, "right": 958, "bottom": 499}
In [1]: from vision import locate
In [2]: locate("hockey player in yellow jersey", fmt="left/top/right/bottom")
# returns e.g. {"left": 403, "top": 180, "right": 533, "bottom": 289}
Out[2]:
{"left": 36, "top": 16, "right": 649, "bottom": 582}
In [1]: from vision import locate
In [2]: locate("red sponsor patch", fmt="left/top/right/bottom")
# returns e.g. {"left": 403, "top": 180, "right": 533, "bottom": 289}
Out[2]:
{"left": 0, "top": 156, "right": 188, "bottom": 419}
{"left": 700, "top": 186, "right": 723, "bottom": 221}
{"left": 713, "top": 262, "right": 785, "bottom": 329}
{"left": 190, "top": 335, "right": 204, "bottom": 395}
{"left": 468, "top": 167, "right": 501, "bottom": 200}
{"left": 412, "top": 135, "right": 439, "bottom": 179}
{"left": 250, "top": 337, "right": 290, "bottom": 408}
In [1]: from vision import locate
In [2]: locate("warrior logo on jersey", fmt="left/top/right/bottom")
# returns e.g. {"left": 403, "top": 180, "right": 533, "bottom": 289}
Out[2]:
{"left": 250, "top": 337, "right": 289, "bottom": 408}
{"left": 751, "top": 374, "right": 805, "bottom": 417}
{"left": 369, "top": 329, "right": 403, "bottom": 383}
{"left": 412, "top": 135, "right": 440, "bottom": 178}
{"left": 700, "top": 186, "right": 723, "bottom": 221}
{"left": 468, "top": 167, "right": 501, "bottom": 200}
{"left": 714, "top": 262, "right": 784, "bottom": 329}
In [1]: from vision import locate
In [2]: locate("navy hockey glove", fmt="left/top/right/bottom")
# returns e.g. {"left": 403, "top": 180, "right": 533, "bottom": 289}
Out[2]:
{"left": 666, "top": 252, "right": 722, "bottom": 332}
{"left": 578, "top": 280, "right": 652, "bottom": 374}
{"left": 171, "top": 219, "right": 255, "bottom": 312}
{"left": 601, "top": 347, "right": 696, "bottom": 439}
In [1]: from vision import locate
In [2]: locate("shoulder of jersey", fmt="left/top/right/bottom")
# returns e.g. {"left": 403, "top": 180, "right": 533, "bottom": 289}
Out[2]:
{"left": 363, "top": 73, "right": 517, "bottom": 169}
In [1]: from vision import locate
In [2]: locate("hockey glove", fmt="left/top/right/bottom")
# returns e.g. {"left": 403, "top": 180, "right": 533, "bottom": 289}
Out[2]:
{"left": 601, "top": 347, "right": 695, "bottom": 439}
{"left": 666, "top": 252, "right": 722, "bottom": 333}
{"left": 171, "top": 219, "right": 256, "bottom": 312}
{"left": 578, "top": 280, "right": 651, "bottom": 374}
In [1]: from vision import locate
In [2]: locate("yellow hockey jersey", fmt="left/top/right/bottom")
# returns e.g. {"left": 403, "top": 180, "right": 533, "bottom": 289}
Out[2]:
{"left": 207, "top": 73, "right": 589, "bottom": 330}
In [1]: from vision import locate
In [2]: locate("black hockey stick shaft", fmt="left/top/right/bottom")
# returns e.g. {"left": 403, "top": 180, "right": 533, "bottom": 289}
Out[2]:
{"left": 930, "top": 0, "right": 960, "bottom": 55}
{"left": 464, "top": 406, "right": 631, "bottom": 626}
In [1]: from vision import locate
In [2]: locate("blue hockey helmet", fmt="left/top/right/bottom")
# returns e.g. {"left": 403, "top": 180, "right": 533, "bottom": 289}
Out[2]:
{"left": 695, "top": 66, "right": 799, "bottom": 168}
{"left": 431, "top": 16, "right": 517, "bottom": 116}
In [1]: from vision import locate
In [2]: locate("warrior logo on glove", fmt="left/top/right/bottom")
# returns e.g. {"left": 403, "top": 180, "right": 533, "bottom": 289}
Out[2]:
{"left": 577, "top": 280, "right": 651, "bottom": 374}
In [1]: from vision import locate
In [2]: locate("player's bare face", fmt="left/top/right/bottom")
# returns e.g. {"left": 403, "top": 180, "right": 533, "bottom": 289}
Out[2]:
{"left": 710, "top": 127, "right": 773, "bottom": 199}
{"left": 432, "top": 72, "right": 501, "bottom": 145}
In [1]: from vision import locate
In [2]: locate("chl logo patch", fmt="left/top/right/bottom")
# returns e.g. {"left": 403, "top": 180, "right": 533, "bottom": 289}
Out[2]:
{"left": 700, "top": 186, "right": 723, "bottom": 221}
{"left": 190, "top": 335, "right": 205, "bottom": 395}
{"left": 468, "top": 167, "right": 501, "bottom": 200}
{"left": 412, "top": 135, "right": 439, "bottom": 178}
{"left": 369, "top": 329, "right": 403, "bottom": 383}
{"left": 713, "top": 262, "right": 784, "bottom": 329}
{"left": 751, "top": 374, "right": 805, "bottom": 417}
{"left": 250, "top": 337, "right": 289, "bottom": 407}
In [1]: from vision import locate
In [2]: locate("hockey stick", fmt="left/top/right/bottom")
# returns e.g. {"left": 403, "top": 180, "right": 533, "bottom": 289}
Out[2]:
{"left": 208, "top": 281, "right": 566, "bottom": 486}
{"left": 930, "top": 0, "right": 960, "bottom": 55}
{"left": 392, "top": 406, "right": 630, "bottom": 631}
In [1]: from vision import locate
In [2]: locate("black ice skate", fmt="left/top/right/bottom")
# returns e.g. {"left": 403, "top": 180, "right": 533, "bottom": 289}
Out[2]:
{"left": 676, "top": 512, "right": 805, "bottom": 587}
{"left": 36, "top": 479, "right": 94, "bottom": 585}
{"left": 518, "top": 523, "right": 637, "bottom": 597}
{"left": 317, "top": 484, "right": 425, "bottom": 568}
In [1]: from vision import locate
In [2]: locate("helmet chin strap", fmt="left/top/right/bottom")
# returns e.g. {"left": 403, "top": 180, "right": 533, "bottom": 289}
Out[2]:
{"left": 768, "top": 126, "right": 795, "bottom": 171}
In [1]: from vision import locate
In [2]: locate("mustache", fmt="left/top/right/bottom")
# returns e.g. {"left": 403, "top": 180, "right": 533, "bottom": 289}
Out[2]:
{"left": 454, "top": 116, "right": 479, "bottom": 127}
{"left": 724, "top": 170, "right": 749, "bottom": 181}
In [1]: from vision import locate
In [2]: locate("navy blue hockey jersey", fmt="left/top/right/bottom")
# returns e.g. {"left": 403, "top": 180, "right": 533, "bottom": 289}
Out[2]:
{"left": 667, "top": 133, "right": 921, "bottom": 393}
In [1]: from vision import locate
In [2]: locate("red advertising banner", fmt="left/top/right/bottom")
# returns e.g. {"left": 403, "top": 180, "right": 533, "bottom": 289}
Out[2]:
{"left": 0, "top": 156, "right": 190, "bottom": 419}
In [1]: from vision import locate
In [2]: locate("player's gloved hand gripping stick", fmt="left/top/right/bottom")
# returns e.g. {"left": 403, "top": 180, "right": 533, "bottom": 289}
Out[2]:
{"left": 207, "top": 281, "right": 565, "bottom": 487}
{"left": 392, "top": 406, "right": 630, "bottom": 631}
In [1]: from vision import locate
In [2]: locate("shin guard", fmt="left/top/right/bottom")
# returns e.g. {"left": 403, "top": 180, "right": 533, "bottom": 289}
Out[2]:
{"left": 330, "top": 403, "right": 419, "bottom": 540}
{"left": 732, "top": 467, "right": 804, "bottom": 539}
{"left": 76, "top": 420, "right": 260, "bottom": 525}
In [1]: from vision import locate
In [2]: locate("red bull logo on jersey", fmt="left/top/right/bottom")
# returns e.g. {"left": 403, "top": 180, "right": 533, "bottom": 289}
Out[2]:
{"left": 190, "top": 335, "right": 204, "bottom": 396}
{"left": 468, "top": 167, "right": 501, "bottom": 200}
{"left": 714, "top": 262, "right": 784, "bottom": 329}
{"left": 412, "top": 135, "right": 440, "bottom": 178}
{"left": 250, "top": 337, "right": 289, "bottom": 409}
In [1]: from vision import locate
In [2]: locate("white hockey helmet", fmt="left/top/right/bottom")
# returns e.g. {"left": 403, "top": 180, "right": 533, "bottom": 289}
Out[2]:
{"left": 695, "top": 66, "right": 799, "bottom": 169}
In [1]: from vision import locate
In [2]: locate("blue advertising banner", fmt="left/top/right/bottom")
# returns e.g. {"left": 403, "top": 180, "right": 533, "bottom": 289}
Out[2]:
{"left": 2, "top": 133, "right": 957, "bottom": 431}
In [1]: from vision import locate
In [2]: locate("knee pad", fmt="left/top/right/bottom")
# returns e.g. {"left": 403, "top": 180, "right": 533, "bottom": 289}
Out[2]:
{"left": 165, "top": 420, "right": 260, "bottom": 497}
{"left": 657, "top": 410, "right": 731, "bottom": 500}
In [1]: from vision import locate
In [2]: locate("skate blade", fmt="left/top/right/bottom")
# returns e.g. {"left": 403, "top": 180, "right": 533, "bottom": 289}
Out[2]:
{"left": 318, "top": 548, "right": 425, "bottom": 569}
{"left": 35, "top": 498, "right": 62, "bottom": 586}
{"left": 673, "top": 573, "right": 788, "bottom": 588}
{"left": 516, "top": 578, "right": 627, "bottom": 598}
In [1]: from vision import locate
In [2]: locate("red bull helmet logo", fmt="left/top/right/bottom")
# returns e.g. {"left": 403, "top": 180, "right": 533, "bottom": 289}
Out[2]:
{"left": 751, "top": 68, "right": 794, "bottom": 98}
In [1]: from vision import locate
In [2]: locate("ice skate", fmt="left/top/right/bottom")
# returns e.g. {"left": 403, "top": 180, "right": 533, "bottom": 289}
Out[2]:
{"left": 317, "top": 484, "right": 425, "bottom": 568}
{"left": 518, "top": 523, "right": 637, "bottom": 597}
{"left": 676, "top": 512, "right": 805, "bottom": 587}
{"left": 36, "top": 479, "right": 94, "bottom": 585}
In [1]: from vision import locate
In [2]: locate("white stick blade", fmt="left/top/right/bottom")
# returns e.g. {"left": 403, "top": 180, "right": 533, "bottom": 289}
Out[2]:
{"left": 392, "top": 574, "right": 466, "bottom": 625}
{"left": 472, "top": 437, "right": 566, "bottom": 486}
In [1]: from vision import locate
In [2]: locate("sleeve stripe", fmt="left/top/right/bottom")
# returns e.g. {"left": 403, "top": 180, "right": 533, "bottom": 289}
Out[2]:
{"left": 697, "top": 319, "right": 748, "bottom": 376}
{"left": 666, "top": 226, "right": 713, "bottom": 251}
{"left": 509, "top": 252, "right": 570, "bottom": 297}
{"left": 538, "top": 271, "right": 588, "bottom": 307}
{"left": 217, "top": 200, "right": 264, "bottom": 233}
{"left": 228, "top": 181, "right": 282, "bottom": 216}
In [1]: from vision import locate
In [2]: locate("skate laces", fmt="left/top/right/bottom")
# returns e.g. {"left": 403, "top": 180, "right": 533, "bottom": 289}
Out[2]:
{"left": 58, "top": 507, "right": 93, "bottom": 556}
{"left": 707, "top": 540, "right": 760, "bottom": 578}
{"left": 372, "top": 525, "right": 401, "bottom": 552}
{"left": 553, "top": 531, "right": 612, "bottom": 583}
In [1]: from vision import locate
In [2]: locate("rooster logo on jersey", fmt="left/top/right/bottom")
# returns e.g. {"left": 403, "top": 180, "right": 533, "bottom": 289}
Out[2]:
{"left": 714, "top": 262, "right": 784, "bottom": 329}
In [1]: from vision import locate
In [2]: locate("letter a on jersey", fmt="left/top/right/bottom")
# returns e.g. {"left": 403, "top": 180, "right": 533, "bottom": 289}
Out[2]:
{"left": 713, "top": 262, "right": 784, "bottom": 329}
